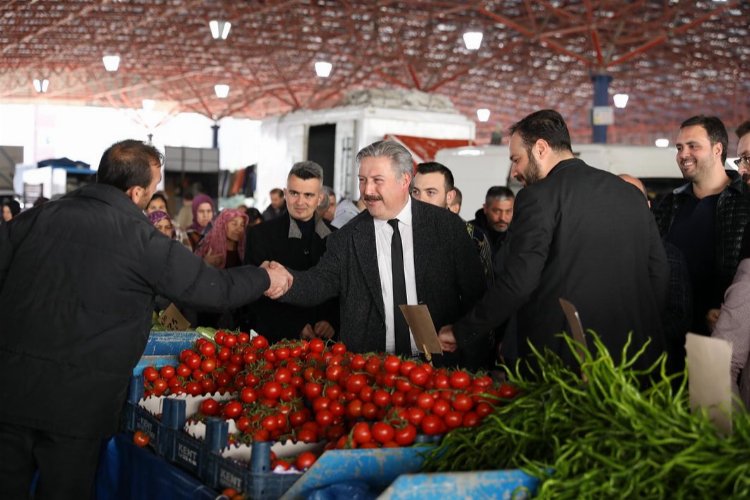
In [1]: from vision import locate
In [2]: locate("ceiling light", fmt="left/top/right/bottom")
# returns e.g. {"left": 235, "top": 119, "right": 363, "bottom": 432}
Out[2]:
{"left": 214, "top": 84, "right": 230, "bottom": 98}
{"left": 209, "top": 20, "right": 231, "bottom": 40}
{"left": 32, "top": 78, "right": 49, "bottom": 93}
{"left": 102, "top": 55, "right": 120, "bottom": 72}
{"left": 463, "top": 31, "right": 483, "bottom": 50}
{"left": 476, "top": 108, "right": 491, "bottom": 122}
{"left": 655, "top": 138, "right": 670, "bottom": 148}
{"left": 315, "top": 61, "right": 332, "bottom": 78}
{"left": 613, "top": 93, "right": 629, "bottom": 108}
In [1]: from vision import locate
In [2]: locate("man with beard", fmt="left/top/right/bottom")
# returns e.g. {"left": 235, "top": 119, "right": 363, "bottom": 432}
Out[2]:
{"left": 653, "top": 115, "right": 750, "bottom": 335}
{"left": 735, "top": 120, "right": 750, "bottom": 187}
{"left": 470, "top": 186, "right": 514, "bottom": 256}
{"left": 275, "top": 141, "right": 490, "bottom": 370}
{"left": 438, "top": 109, "right": 669, "bottom": 369}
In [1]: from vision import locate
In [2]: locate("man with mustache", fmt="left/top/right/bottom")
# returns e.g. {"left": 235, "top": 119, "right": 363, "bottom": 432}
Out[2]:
{"left": 470, "top": 186, "right": 515, "bottom": 256}
{"left": 735, "top": 120, "right": 750, "bottom": 187}
{"left": 275, "top": 140, "right": 490, "bottom": 370}
{"left": 653, "top": 115, "right": 750, "bottom": 335}
{"left": 438, "top": 109, "right": 669, "bottom": 369}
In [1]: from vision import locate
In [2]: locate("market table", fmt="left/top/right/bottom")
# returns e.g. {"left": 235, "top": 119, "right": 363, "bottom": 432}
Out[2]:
{"left": 95, "top": 433, "right": 219, "bottom": 500}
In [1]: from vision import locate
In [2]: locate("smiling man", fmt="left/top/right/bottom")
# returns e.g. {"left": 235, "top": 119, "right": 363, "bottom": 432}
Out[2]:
{"left": 276, "top": 141, "right": 490, "bottom": 370}
{"left": 438, "top": 109, "right": 669, "bottom": 370}
{"left": 653, "top": 115, "right": 750, "bottom": 335}
{"left": 244, "top": 161, "right": 338, "bottom": 344}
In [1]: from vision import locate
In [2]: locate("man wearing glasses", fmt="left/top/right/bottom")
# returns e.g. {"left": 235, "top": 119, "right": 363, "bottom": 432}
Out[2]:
{"left": 734, "top": 120, "right": 750, "bottom": 186}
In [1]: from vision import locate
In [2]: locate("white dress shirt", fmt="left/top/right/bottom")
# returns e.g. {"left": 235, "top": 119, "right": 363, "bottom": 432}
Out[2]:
{"left": 374, "top": 197, "right": 418, "bottom": 355}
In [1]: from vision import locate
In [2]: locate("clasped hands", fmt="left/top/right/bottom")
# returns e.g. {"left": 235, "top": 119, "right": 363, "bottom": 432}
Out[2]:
{"left": 261, "top": 261, "right": 293, "bottom": 299}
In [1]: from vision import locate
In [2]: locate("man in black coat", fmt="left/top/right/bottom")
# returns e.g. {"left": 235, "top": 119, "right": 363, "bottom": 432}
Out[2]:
{"left": 439, "top": 110, "right": 669, "bottom": 369}
{"left": 277, "top": 140, "right": 490, "bottom": 370}
{"left": 245, "top": 161, "right": 338, "bottom": 343}
{"left": 0, "top": 140, "right": 292, "bottom": 499}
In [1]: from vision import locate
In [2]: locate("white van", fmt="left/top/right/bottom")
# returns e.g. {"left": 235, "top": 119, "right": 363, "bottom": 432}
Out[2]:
{"left": 435, "top": 144, "right": 687, "bottom": 220}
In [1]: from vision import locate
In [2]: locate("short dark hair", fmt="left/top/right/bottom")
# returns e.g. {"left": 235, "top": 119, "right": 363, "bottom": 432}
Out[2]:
{"left": 736, "top": 120, "right": 750, "bottom": 140}
{"left": 416, "top": 162, "right": 454, "bottom": 191}
{"left": 289, "top": 161, "right": 324, "bottom": 182}
{"left": 96, "top": 140, "right": 163, "bottom": 191}
{"left": 270, "top": 188, "right": 284, "bottom": 197}
{"left": 681, "top": 115, "right": 728, "bottom": 164}
{"left": 485, "top": 186, "right": 514, "bottom": 204}
{"left": 509, "top": 109, "right": 572, "bottom": 153}
{"left": 149, "top": 192, "right": 168, "bottom": 205}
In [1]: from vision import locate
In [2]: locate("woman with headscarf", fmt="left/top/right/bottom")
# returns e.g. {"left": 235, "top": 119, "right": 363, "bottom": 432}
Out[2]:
{"left": 186, "top": 193, "right": 215, "bottom": 250}
{"left": 2, "top": 199, "right": 21, "bottom": 223}
{"left": 148, "top": 210, "right": 176, "bottom": 239}
{"left": 195, "top": 208, "right": 248, "bottom": 269}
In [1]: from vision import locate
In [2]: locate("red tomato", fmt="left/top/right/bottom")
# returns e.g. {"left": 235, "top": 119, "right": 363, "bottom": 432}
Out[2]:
{"left": 359, "top": 386, "right": 374, "bottom": 402}
{"left": 329, "top": 401, "right": 346, "bottom": 418}
{"left": 223, "top": 401, "right": 243, "bottom": 419}
{"left": 325, "top": 365, "right": 343, "bottom": 382}
{"left": 199, "top": 342, "right": 216, "bottom": 357}
{"left": 473, "top": 375, "right": 493, "bottom": 389}
{"left": 296, "top": 428, "right": 318, "bottom": 443}
{"left": 361, "top": 402, "right": 378, "bottom": 420}
{"left": 262, "top": 381, "right": 282, "bottom": 400}
{"left": 295, "top": 451, "right": 317, "bottom": 470}
{"left": 276, "top": 347, "right": 290, "bottom": 360}
{"left": 133, "top": 431, "right": 150, "bottom": 447}
{"left": 351, "top": 422, "right": 372, "bottom": 445}
{"left": 279, "top": 386, "right": 296, "bottom": 402}
{"left": 399, "top": 360, "right": 417, "bottom": 376}
{"left": 274, "top": 367, "right": 292, "bottom": 384}
{"left": 499, "top": 383, "right": 519, "bottom": 399}
{"left": 290, "top": 376, "right": 304, "bottom": 388}
{"left": 408, "top": 367, "right": 429, "bottom": 387}
{"left": 391, "top": 391, "right": 406, "bottom": 407}
{"left": 462, "top": 411, "right": 480, "bottom": 427}
{"left": 432, "top": 399, "right": 450, "bottom": 417}
{"left": 452, "top": 393, "right": 474, "bottom": 412}
{"left": 421, "top": 414, "right": 443, "bottom": 435}
{"left": 200, "top": 358, "right": 217, "bottom": 373}
{"left": 315, "top": 409, "right": 334, "bottom": 427}
{"left": 312, "top": 397, "right": 331, "bottom": 412}
{"left": 365, "top": 357, "right": 381, "bottom": 375}
{"left": 406, "top": 407, "right": 425, "bottom": 426}
{"left": 179, "top": 349, "right": 194, "bottom": 363}
{"left": 309, "top": 338, "right": 325, "bottom": 354}
{"left": 383, "top": 355, "right": 401, "bottom": 374}
{"left": 251, "top": 335, "right": 269, "bottom": 349}
{"left": 371, "top": 422, "right": 395, "bottom": 444}
{"left": 243, "top": 350, "right": 258, "bottom": 364}
{"left": 346, "top": 399, "right": 363, "bottom": 419}
{"left": 200, "top": 378, "right": 217, "bottom": 394}
{"left": 304, "top": 382, "right": 323, "bottom": 400}
{"left": 331, "top": 342, "right": 347, "bottom": 355}
{"left": 176, "top": 364, "right": 192, "bottom": 378}
{"left": 261, "top": 415, "right": 279, "bottom": 431}
{"left": 223, "top": 334, "right": 237, "bottom": 348}
{"left": 416, "top": 392, "right": 435, "bottom": 410}
{"left": 142, "top": 366, "right": 159, "bottom": 382}
{"left": 349, "top": 354, "right": 366, "bottom": 370}
{"left": 253, "top": 429, "right": 270, "bottom": 442}
{"left": 235, "top": 416, "right": 251, "bottom": 432}
{"left": 186, "top": 381, "right": 202, "bottom": 396}
{"left": 475, "top": 401, "right": 493, "bottom": 418}
{"left": 444, "top": 411, "right": 463, "bottom": 429}
{"left": 151, "top": 378, "right": 168, "bottom": 395}
{"left": 217, "top": 346, "right": 231, "bottom": 361}
{"left": 345, "top": 374, "right": 368, "bottom": 394}
{"left": 396, "top": 378, "right": 412, "bottom": 393}
{"left": 237, "top": 332, "right": 250, "bottom": 344}
{"left": 200, "top": 398, "right": 220, "bottom": 416}
{"left": 214, "top": 331, "right": 226, "bottom": 345}
{"left": 449, "top": 370, "right": 471, "bottom": 390}
{"left": 324, "top": 384, "right": 342, "bottom": 401}
{"left": 372, "top": 389, "right": 391, "bottom": 408}
{"left": 185, "top": 354, "right": 202, "bottom": 370}
{"left": 289, "top": 409, "right": 311, "bottom": 427}
{"left": 240, "top": 387, "right": 258, "bottom": 404}
{"left": 394, "top": 424, "right": 417, "bottom": 446}
{"left": 434, "top": 373, "right": 450, "bottom": 389}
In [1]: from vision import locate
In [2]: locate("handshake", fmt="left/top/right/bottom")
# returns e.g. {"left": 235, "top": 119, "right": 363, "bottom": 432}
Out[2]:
{"left": 260, "top": 261, "right": 293, "bottom": 299}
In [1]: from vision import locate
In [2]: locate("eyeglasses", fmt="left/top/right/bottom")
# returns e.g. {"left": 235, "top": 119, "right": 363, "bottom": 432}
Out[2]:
{"left": 734, "top": 156, "right": 750, "bottom": 168}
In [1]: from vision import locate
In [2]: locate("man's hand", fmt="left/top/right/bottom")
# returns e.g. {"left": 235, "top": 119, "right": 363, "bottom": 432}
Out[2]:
{"left": 300, "top": 323, "right": 315, "bottom": 339}
{"left": 706, "top": 308, "right": 721, "bottom": 332}
{"left": 438, "top": 324, "right": 458, "bottom": 352}
{"left": 262, "top": 261, "right": 293, "bottom": 299}
{"left": 313, "top": 320, "right": 335, "bottom": 339}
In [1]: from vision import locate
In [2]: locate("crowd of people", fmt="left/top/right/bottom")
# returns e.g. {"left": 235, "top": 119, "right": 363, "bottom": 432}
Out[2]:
{"left": 2, "top": 109, "right": 750, "bottom": 497}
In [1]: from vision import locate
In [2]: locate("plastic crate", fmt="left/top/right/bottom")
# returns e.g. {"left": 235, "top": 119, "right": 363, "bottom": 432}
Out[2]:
{"left": 161, "top": 398, "right": 227, "bottom": 477}
{"left": 142, "top": 330, "right": 201, "bottom": 356}
{"left": 281, "top": 446, "right": 430, "bottom": 499}
{"left": 380, "top": 469, "right": 540, "bottom": 499}
{"left": 205, "top": 441, "right": 302, "bottom": 499}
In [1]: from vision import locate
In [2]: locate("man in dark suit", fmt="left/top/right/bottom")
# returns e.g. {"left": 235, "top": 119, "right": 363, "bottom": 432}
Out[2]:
{"left": 439, "top": 110, "right": 669, "bottom": 369}
{"left": 244, "top": 161, "right": 338, "bottom": 344}
{"left": 277, "top": 140, "right": 490, "bottom": 369}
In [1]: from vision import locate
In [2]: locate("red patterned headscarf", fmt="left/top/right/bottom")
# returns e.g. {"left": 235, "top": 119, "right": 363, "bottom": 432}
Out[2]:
{"left": 195, "top": 208, "right": 248, "bottom": 269}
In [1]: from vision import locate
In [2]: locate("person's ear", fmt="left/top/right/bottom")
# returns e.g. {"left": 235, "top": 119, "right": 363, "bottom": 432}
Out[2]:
{"left": 446, "top": 189, "right": 456, "bottom": 206}
{"left": 126, "top": 186, "right": 143, "bottom": 206}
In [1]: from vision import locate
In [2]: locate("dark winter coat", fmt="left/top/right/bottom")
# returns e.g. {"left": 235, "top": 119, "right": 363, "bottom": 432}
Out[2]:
{"left": 0, "top": 184, "right": 270, "bottom": 438}
{"left": 454, "top": 158, "right": 669, "bottom": 368}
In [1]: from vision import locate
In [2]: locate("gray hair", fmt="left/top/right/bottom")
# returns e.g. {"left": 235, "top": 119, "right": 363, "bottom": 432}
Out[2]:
{"left": 318, "top": 186, "right": 334, "bottom": 211}
{"left": 289, "top": 161, "right": 324, "bottom": 182}
{"left": 356, "top": 140, "right": 413, "bottom": 178}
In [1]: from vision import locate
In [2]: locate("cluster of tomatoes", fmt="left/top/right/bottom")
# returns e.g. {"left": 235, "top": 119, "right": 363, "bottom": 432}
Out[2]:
{"left": 141, "top": 331, "right": 517, "bottom": 462}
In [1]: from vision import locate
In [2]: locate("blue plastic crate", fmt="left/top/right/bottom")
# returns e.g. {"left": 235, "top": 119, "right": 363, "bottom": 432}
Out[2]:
{"left": 281, "top": 446, "right": 431, "bottom": 499}
{"left": 132, "top": 405, "right": 167, "bottom": 455}
{"left": 142, "top": 330, "right": 201, "bottom": 356}
{"left": 205, "top": 441, "right": 301, "bottom": 499}
{"left": 380, "top": 469, "right": 539, "bottom": 499}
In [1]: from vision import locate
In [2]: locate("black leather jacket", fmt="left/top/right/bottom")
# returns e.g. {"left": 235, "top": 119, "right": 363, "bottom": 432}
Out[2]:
{"left": 652, "top": 171, "right": 750, "bottom": 296}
